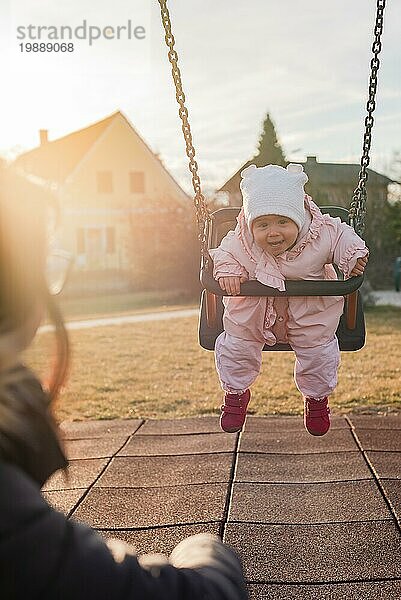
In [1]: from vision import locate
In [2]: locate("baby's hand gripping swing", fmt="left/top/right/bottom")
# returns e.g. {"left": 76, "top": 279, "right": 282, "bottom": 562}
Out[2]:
{"left": 158, "top": 0, "right": 386, "bottom": 352}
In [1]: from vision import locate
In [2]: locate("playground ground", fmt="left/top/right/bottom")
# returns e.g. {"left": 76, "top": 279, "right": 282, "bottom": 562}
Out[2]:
{"left": 38, "top": 290, "right": 401, "bottom": 597}
{"left": 43, "top": 413, "right": 401, "bottom": 599}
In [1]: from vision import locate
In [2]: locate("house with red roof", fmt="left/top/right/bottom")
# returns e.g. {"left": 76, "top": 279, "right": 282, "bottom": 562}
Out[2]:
{"left": 14, "top": 111, "right": 190, "bottom": 291}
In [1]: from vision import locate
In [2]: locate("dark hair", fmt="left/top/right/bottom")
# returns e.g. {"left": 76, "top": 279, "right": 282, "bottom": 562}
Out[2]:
{"left": 0, "top": 165, "right": 69, "bottom": 397}
{"left": 0, "top": 166, "right": 69, "bottom": 484}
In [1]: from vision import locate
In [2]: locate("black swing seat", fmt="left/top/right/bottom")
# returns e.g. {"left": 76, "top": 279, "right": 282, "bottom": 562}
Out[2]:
{"left": 199, "top": 206, "right": 365, "bottom": 352}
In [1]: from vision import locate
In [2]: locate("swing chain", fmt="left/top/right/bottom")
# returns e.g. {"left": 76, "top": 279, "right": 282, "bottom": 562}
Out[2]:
{"left": 157, "top": 0, "right": 211, "bottom": 264}
{"left": 158, "top": 0, "right": 385, "bottom": 241}
{"left": 349, "top": 0, "right": 386, "bottom": 235}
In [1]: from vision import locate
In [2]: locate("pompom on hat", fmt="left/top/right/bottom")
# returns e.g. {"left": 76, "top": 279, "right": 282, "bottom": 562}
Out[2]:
{"left": 240, "top": 163, "right": 308, "bottom": 231}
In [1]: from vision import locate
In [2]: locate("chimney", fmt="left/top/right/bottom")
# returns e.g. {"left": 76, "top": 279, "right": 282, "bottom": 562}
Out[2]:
{"left": 306, "top": 156, "right": 317, "bottom": 163}
{"left": 39, "top": 129, "right": 48, "bottom": 145}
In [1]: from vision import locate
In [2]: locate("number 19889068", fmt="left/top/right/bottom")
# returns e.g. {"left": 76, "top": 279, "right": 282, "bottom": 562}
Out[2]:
{"left": 19, "top": 42, "right": 74, "bottom": 52}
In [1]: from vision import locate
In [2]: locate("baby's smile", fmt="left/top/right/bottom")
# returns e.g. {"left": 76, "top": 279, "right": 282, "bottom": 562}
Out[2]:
{"left": 252, "top": 215, "right": 299, "bottom": 256}
{"left": 267, "top": 239, "right": 285, "bottom": 252}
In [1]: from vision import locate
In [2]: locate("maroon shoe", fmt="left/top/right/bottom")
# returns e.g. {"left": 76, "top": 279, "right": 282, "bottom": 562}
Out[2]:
{"left": 220, "top": 390, "right": 251, "bottom": 433}
{"left": 304, "top": 396, "right": 331, "bottom": 436}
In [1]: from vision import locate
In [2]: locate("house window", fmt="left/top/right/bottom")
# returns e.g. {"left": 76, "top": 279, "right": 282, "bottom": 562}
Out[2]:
{"left": 130, "top": 171, "right": 145, "bottom": 193}
{"left": 76, "top": 227, "right": 116, "bottom": 257}
{"left": 106, "top": 227, "right": 115, "bottom": 254}
{"left": 77, "top": 228, "right": 85, "bottom": 254}
{"left": 97, "top": 171, "right": 113, "bottom": 193}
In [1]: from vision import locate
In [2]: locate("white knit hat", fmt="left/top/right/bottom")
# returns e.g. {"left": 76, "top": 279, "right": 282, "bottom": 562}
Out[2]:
{"left": 240, "top": 163, "right": 308, "bottom": 231}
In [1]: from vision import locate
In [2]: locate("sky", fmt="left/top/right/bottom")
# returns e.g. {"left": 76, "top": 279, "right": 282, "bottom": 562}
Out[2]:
{"left": 1, "top": 0, "right": 400, "bottom": 195}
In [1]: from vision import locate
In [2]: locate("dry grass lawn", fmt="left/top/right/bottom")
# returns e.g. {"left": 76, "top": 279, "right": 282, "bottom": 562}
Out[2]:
{"left": 25, "top": 306, "right": 401, "bottom": 421}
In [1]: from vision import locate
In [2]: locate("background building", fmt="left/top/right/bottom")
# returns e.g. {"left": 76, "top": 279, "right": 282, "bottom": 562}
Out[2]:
{"left": 14, "top": 111, "right": 196, "bottom": 294}
{"left": 218, "top": 156, "right": 393, "bottom": 210}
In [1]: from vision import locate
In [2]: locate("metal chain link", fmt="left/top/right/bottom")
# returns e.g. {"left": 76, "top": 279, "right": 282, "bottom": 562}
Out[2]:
{"left": 349, "top": 0, "right": 386, "bottom": 235}
{"left": 158, "top": 0, "right": 385, "bottom": 241}
{"left": 157, "top": 0, "right": 211, "bottom": 263}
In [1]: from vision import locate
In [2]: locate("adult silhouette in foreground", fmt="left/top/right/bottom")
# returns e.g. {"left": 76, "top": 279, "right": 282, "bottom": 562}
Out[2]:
{"left": 0, "top": 167, "right": 248, "bottom": 600}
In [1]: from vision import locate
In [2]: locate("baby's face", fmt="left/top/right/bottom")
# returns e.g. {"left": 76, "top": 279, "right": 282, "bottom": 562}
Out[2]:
{"left": 252, "top": 214, "right": 299, "bottom": 256}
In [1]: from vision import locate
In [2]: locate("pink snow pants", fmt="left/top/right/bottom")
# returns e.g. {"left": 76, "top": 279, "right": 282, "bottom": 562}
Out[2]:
{"left": 215, "top": 332, "right": 340, "bottom": 398}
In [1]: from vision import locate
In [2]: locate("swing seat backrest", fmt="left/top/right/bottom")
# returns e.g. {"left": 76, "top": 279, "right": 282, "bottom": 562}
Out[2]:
{"left": 199, "top": 205, "right": 365, "bottom": 352}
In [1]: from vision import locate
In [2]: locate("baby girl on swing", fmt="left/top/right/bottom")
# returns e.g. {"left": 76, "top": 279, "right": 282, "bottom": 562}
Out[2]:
{"left": 211, "top": 163, "right": 368, "bottom": 436}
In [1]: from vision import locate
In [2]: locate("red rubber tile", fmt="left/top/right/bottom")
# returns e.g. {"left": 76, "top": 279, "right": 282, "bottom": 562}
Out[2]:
{"left": 138, "top": 417, "right": 220, "bottom": 435}
{"left": 244, "top": 415, "right": 348, "bottom": 433}
{"left": 72, "top": 483, "right": 229, "bottom": 528}
{"left": 355, "top": 430, "right": 401, "bottom": 451}
{"left": 366, "top": 451, "right": 401, "bottom": 479}
{"left": 119, "top": 433, "right": 236, "bottom": 456}
{"left": 380, "top": 479, "right": 401, "bottom": 518}
{"left": 60, "top": 419, "right": 143, "bottom": 439}
{"left": 230, "top": 481, "right": 391, "bottom": 524}
{"left": 349, "top": 415, "right": 401, "bottom": 430}
{"left": 235, "top": 451, "right": 371, "bottom": 483}
{"left": 43, "top": 458, "right": 108, "bottom": 491}
{"left": 248, "top": 580, "right": 401, "bottom": 599}
{"left": 42, "top": 489, "right": 84, "bottom": 515}
{"left": 96, "top": 454, "right": 233, "bottom": 488}
{"left": 239, "top": 429, "right": 357, "bottom": 454}
{"left": 64, "top": 437, "right": 128, "bottom": 460}
{"left": 224, "top": 521, "right": 401, "bottom": 582}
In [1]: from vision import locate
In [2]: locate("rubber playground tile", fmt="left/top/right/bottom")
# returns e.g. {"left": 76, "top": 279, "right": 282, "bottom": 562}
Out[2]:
{"left": 348, "top": 414, "right": 401, "bottom": 430}
{"left": 380, "top": 479, "right": 401, "bottom": 517}
{"left": 43, "top": 458, "right": 108, "bottom": 491}
{"left": 244, "top": 415, "right": 348, "bottom": 433}
{"left": 223, "top": 521, "right": 401, "bottom": 582}
{"left": 100, "top": 523, "right": 221, "bottom": 556}
{"left": 42, "top": 489, "right": 85, "bottom": 515}
{"left": 239, "top": 429, "right": 357, "bottom": 454}
{"left": 72, "top": 483, "right": 229, "bottom": 528}
{"left": 355, "top": 430, "right": 401, "bottom": 451}
{"left": 138, "top": 416, "right": 221, "bottom": 435}
{"left": 118, "top": 432, "right": 236, "bottom": 456}
{"left": 248, "top": 580, "right": 401, "bottom": 600}
{"left": 95, "top": 454, "right": 234, "bottom": 488}
{"left": 60, "top": 418, "right": 143, "bottom": 439}
{"left": 229, "top": 481, "right": 391, "bottom": 524}
{"left": 235, "top": 451, "right": 372, "bottom": 483}
{"left": 366, "top": 451, "right": 401, "bottom": 479}
{"left": 64, "top": 436, "right": 129, "bottom": 460}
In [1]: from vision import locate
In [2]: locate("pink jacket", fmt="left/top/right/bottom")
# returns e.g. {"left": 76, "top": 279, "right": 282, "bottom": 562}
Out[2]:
{"left": 210, "top": 196, "right": 368, "bottom": 348}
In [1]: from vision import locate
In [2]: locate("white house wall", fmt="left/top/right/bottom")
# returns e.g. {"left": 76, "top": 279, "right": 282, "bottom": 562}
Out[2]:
{"left": 58, "top": 112, "right": 190, "bottom": 271}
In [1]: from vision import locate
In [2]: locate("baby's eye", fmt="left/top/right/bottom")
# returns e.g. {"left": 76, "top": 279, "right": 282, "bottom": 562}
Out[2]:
{"left": 278, "top": 219, "right": 288, "bottom": 225}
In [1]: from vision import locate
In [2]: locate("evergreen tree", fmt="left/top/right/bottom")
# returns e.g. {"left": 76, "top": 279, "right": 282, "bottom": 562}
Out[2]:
{"left": 253, "top": 113, "right": 286, "bottom": 167}
{"left": 387, "top": 200, "right": 401, "bottom": 246}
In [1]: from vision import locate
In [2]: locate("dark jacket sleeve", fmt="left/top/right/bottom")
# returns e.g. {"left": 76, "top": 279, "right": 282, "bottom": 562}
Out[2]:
{"left": 0, "top": 464, "right": 247, "bottom": 600}
{"left": 49, "top": 520, "right": 248, "bottom": 600}
{"left": 49, "top": 521, "right": 248, "bottom": 600}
